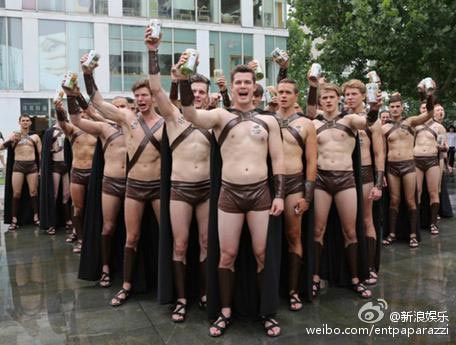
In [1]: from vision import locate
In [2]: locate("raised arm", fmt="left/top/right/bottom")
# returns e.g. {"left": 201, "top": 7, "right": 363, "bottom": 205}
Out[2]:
{"left": 409, "top": 94, "right": 434, "bottom": 127}
{"left": 306, "top": 74, "right": 318, "bottom": 119}
{"left": 80, "top": 54, "right": 128, "bottom": 125}
{"left": 54, "top": 100, "right": 74, "bottom": 136}
{"left": 145, "top": 27, "right": 180, "bottom": 123}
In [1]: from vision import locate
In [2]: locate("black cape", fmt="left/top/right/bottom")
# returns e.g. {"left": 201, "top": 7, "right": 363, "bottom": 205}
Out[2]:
{"left": 157, "top": 125, "right": 202, "bottom": 304}
{"left": 319, "top": 134, "right": 370, "bottom": 286}
{"left": 439, "top": 172, "right": 453, "bottom": 218}
{"left": 4, "top": 142, "right": 40, "bottom": 225}
{"left": 207, "top": 133, "right": 282, "bottom": 320}
{"left": 39, "top": 127, "right": 72, "bottom": 230}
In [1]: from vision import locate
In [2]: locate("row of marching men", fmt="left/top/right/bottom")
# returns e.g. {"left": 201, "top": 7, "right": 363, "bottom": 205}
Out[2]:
{"left": 1, "top": 25, "right": 452, "bottom": 338}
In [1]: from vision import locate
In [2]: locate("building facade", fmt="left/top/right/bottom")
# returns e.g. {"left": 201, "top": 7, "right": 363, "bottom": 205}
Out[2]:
{"left": 0, "top": 0, "right": 288, "bottom": 135}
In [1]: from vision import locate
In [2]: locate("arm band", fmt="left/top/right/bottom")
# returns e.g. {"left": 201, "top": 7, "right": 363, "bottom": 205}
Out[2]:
{"left": 220, "top": 89, "right": 231, "bottom": 107}
{"left": 76, "top": 95, "right": 89, "bottom": 110}
{"left": 170, "top": 81, "right": 179, "bottom": 101}
{"left": 367, "top": 109, "right": 379, "bottom": 126}
{"left": 277, "top": 67, "right": 288, "bottom": 83}
{"left": 375, "top": 170, "right": 384, "bottom": 189}
{"left": 67, "top": 96, "right": 80, "bottom": 115}
{"left": 2, "top": 140, "right": 12, "bottom": 148}
{"left": 419, "top": 90, "right": 426, "bottom": 102}
{"left": 439, "top": 146, "right": 449, "bottom": 153}
{"left": 83, "top": 73, "right": 98, "bottom": 98}
{"left": 426, "top": 94, "right": 434, "bottom": 112}
{"left": 307, "top": 86, "right": 317, "bottom": 106}
{"left": 273, "top": 174, "right": 285, "bottom": 199}
{"left": 149, "top": 50, "right": 160, "bottom": 75}
{"left": 56, "top": 109, "right": 68, "bottom": 122}
{"left": 179, "top": 79, "right": 194, "bottom": 107}
{"left": 304, "top": 180, "right": 315, "bottom": 203}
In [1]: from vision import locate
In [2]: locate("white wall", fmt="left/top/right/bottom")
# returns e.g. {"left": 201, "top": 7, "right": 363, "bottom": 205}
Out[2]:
{"left": 253, "top": 33, "right": 266, "bottom": 87}
{"left": 0, "top": 98, "right": 21, "bottom": 136}
{"left": 196, "top": 30, "right": 210, "bottom": 78}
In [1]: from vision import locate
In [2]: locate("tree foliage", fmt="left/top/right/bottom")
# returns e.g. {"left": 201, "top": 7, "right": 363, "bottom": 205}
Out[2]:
{"left": 287, "top": 0, "right": 456, "bottom": 120}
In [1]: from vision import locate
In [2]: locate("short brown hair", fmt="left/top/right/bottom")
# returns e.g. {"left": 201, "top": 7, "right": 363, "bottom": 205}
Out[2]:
{"left": 190, "top": 73, "right": 210, "bottom": 92}
{"left": 341, "top": 79, "right": 366, "bottom": 94}
{"left": 19, "top": 113, "right": 31, "bottom": 121}
{"left": 389, "top": 93, "right": 402, "bottom": 104}
{"left": 230, "top": 64, "right": 256, "bottom": 84}
{"left": 131, "top": 79, "right": 152, "bottom": 94}
{"left": 253, "top": 83, "right": 264, "bottom": 97}
{"left": 319, "top": 83, "right": 341, "bottom": 97}
{"left": 278, "top": 78, "right": 299, "bottom": 94}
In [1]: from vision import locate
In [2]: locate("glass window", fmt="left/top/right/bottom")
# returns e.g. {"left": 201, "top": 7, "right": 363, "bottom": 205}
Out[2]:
{"left": 173, "top": 0, "right": 195, "bottom": 21}
{"left": 0, "top": 0, "right": 5, "bottom": 8}
{"left": 254, "top": 0, "right": 262, "bottom": 26}
{"left": 209, "top": 31, "right": 220, "bottom": 81}
{"left": 22, "top": 0, "right": 36, "bottom": 9}
{"left": 221, "top": 0, "right": 240, "bottom": 24}
{"left": 263, "top": 0, "right": 274, "bottom": 27}
{"left": 158, "top": 28, "right": 172, "bottom": 91}
{"left": 95, "top": 0, "right": 108, "bottom": 14}
{"left": 38, "top": 0, "right": 65, "bottom": 11}
{"left": 221, "top": 32, "right": 241, "bottom": 79}
{"left": 173, "top": 29, "right": 196, "bottom": 62}
{"left": 243, "top": 34, "right": 253, "bottom": 65}
{"left": 154, "top": 0, "right": 171, "bottom": 19}
{"left": 123, "top": 25, "right": 148, "bottom": 91}
{"left": 197, "top": 0, "right": 218, "bottom": 23}
{"left": 0, "top": 17, "right": 23, "bottom": 90}
{"left": 66, "top": 0, "right": 93, "bottom": 14}
{"left": 39, "top": 20, "right": 93, "bottom": 90}
{"left": 265, "top": 35, "right": 286, "bottom": 86}
{"left": 123, "top": 0, "right": 147, "bottom": 17}
{"left": 109, "top": 24, "right": 122, "bottom": 91}
{"left": 274, "top": 0, "right": 286, "bottom": 28}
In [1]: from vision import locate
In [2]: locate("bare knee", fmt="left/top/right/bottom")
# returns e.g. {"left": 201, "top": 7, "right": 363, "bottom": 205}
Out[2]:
{"left": 286, "top": 227, "right": 302, "bottom": 252}
{"left": 219, "top": 249, "right": 237, "bottom": 270}
{"left": 389, "top": 196, "right": 400, "bottom": 209}
{"left": 125, "top": 233, "right": 140, "bottom": 249}
{"left": 405, "top": 197, "right": 416, "bottom": 209}
{"left": 29, "top": 189, "right": 38, "bottom": 197}
{"left": 429, "top": 191, "right": 439, "bottom": 203}
{"left": 102, "top": 221, "right": 116, "bottom": 236}
{"left": 173, "top": 240, "right": 188, "bottom": 262}
{"left": 73, "top": 207, "right": 84, "bottom": 217}
{"left": 314, "top": 224, "right": 326, "bottom": 242}
{"left": 12, "top": 191, "right": 21, "bottom": 199}
{"left": 343, "top": 229, "right": 357, "bottom": 244}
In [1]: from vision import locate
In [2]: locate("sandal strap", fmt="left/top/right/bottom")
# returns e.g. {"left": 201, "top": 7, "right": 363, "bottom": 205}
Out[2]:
{"left": 262, "top": 317, "right": 279, "bottom": 330}
{"left": 173, "top": 301, "right": 186, "bottom": 315}
{"left": 100, "top": 272, "right": 110, "bottom": 281}
{"left": 211, "top": 313, "right": 230, "bottom": 330}
{"left": 289, "top": 294, "right": 302, "bottom": 304}
{"left": 112, "top": 288, "right": 130, "bottom": 302}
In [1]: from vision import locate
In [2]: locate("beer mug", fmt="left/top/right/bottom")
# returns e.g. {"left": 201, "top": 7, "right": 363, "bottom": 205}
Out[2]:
{"left": 271, "top": 48, "right": 288, "bottom": 65}
{"left": 179, "top": 49, "right": 199, "bottom": 76}
{"left": 308, "top": 63, "right": 322, "bottom": 82}
{"left": 366, "top": 83, "right": 379, "bottom": 104}
{"left": 62, "top": 72, "right": 78, "bottom": 90}
{"left": 83, "top": 50, "right": 100, "bottom": 69}
{"left": 214, "top": 69, "right": 224, "bottom": 79}
{"left": 252, "top": 59, "right": 264, "bottom": 81}
{"left": 148, "top": 19, "right": 161, "bottom": 40}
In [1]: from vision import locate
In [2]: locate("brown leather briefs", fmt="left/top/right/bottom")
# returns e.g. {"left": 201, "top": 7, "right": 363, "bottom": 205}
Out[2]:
{"left": 170, "top": 180, "right": 210, "bottom": 206}
{"left": 52, "top": 160, "right": 67, "bottom": 175}
{"left": 125, "top": 177, "right": 160, "bottom": 202}
{"left": 414, "top": 155, "right": 439, "bottom": 172}
{"left": 102, "top": 175, "right": 126, "bottom": 198}
{"left": 71, "top": 167, "right": 91, "bottom": 186}
{"left": 284, "top": 172, "right": 304, "bottom": 196}
{"left": 387, "top": 159, "right": 416, "bottom": 177}
{"left": 315, "top": 169, "right": 356, "bottom": 195}
{"left": 12, "top": 160, "right": 38, "bottom": 175}
{"left": 218, "top": 179, "right": 271, "bottom": 213}
{"left": 361, "top": 165, "right": 374, "bottom": 184}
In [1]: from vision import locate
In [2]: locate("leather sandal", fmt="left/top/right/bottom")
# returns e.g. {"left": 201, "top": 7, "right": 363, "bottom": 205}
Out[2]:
{"left": 352, "top": 282, "right": 372, "bottom": 299}
{"left": 409, "top": 235, "right": 419, "bottom": 248}
{"left": 110, "top": 288, "right": 131, "bottom": 307}
{"left": 171, "top": 301, "right": 187, "bottom": 323}
{"left": 209, "top": 313, "right": 231, "bottom": 337}
{"left": 261, "top": 317, "right": 281, "bottom": 337}
{"left": 430, "top": 224, "right": 439, "bottom": 235}
{"left": 312, "top": 280, "right": 321, "bottom": 297}
{"left": 46, "top": 227, "right": 56, "bottom": 236}
{"left": 382, "top": 233, "right": 396, "bottom": 246}
{"left": 8, "top": 221, "right": 18, "bottom": 231}
{"left": 289, "top": 292, "right": 303, "bottom": 311}
{"left": 99, "top": 271, "right": 112, "bottom": 288}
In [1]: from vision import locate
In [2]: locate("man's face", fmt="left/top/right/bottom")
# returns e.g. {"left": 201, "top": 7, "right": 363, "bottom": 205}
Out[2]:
{"left": 134, "top": 87, "right": 153, "bottom": 113}
{"left": 344, "top": 87, "right": 365, "bottom": 111}
{"left": 380, "top": 111, "right": 390, "bottom": 124}
{"left": 231, "top": 72, "right": 255, "bottom": 106}
{"left": 389, "top": 101, "right": 403, "bottom": 118}
{"left": 434, "top": 105, "right": 444, "bottom": 122}
{"left": 319, "top": 89, "right": 340, "bottom": 114}
{"left": 19, "top": 116, "right": 32, "bottom": 130}
{"left": 191, "top": 82, "right": 209, "bottom": 109}
{"left": 277, "top": 83, "right": 298, "bottom": 110}
{"left": 419, "top": 102, "right": 427, "bottom": 114}
{"left": 112, "top": 98, "right": 129, "bottom": 109}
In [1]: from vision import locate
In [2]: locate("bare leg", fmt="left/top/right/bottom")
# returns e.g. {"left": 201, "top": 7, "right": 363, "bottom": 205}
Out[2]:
{"left": 284, "top": 192, "right": 304, "bottom": 310}
{"left": 384, "top": 173, "right": 401, "bottom": 244}
{"left": 209, "top": 210, "right": 244, "bottom": 337}
{"left": 70, "top": 183, "right": 86, "bottom": 252}
{"left": 415, "top": 168, "right": 424, "bottom": 201}
{"left": 335, "top": 188, "right": 372, "bottom": 298}
{"left": 362, "top": 182, "right": 377, "bottom": 283}
{"left": 425, "top": 166, "right": 441, "bottom": 233}
{"left": 11, "top": 172, "right": 25, "bottom": 226}
{"left": 402, "top": 172, "right": 418, "bottom": 247}
{"left": 195, "top": 199, "right": 210, "bottom": 304}
{"left": 61, "top": 173, "right": 72, "bottom": 228}
{"left": 25, "top": 172, "right": 39, "bottom": 223}
{"left": 111, "top": 197, "right": 144, "bottom": 306}
{"left": 100, "top": 193, "right": 122, "bottom": 285}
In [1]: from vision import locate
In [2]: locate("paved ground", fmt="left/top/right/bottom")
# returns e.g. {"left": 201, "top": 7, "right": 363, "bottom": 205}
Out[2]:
{"left": 0, "top": 180, "right": 455, "bottom": 344}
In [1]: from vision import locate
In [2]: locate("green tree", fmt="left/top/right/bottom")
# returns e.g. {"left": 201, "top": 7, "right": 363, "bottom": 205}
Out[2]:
{"left": 288, "top": 0, "right": 456, "bottom": 120}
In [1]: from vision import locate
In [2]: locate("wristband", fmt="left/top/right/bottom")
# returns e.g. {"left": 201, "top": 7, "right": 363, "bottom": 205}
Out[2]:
{"left": 76, "top": 95, "right": 89, "bottom": 110}
{"left": 2, "top": 140, "right": 12, "bottom": 148}
{"left": 375, "top": 170, "right": 384, "bottom": 189}
{"left": 426, "top": 94, "right": 434, "bottom": 112}
{"left": 367, "top": 109, "right": 379, "bottom": 126}
{"left": 56, "top": 109, "right": 68, "bottom": 122}
{"left": 179, "top": 79, "right": 194, "bottom": 107}
{"left": 67, "top": 96, "right": 80, "bottom": 115}
{"left": 149, "top": 50, "right": 160, "bottom": 75}
{"left": 170, "top": 80, "right": 179, "bottom": 101}
{"left": 304, "top": 180, "right": 315, "bottom": 203}
{"left": 277, "top": 67, "right": 288, "bottom": 83}
{"left": 220, "top": 89, "right": 231, "bottom": 107}
{"left": 83, "top": 73, "right": 98, "bottom": 98}
{"left": 273, "top": 174, "right": 285, "bottom": 199}
{"left": 307, "top": 86, "right": 317, "bottom": 106}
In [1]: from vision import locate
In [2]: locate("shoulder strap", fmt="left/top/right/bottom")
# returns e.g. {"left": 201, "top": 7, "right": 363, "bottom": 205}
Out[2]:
{"left": 218, "top": 112, "right": 269, "bottom": 147}
{"left": 103, "top": 126, "right": 124, "bottom": 154}
{"left": 275, "top": 113, "right": 302, "bottom": 128}
{"left": 364, "top": 127, "right": 373, "bottom": 141}
{"left": 170, "top": 124, "right": 194, "bottom": 152}
{"left": 385, "top": 123, "right": 399, "bottom": 140}
{"left": 218, "top": 117, "right": 242, "bottom": 147}
{"left": 416, "top": 122, "right": 438, "bottom": 140}
{"left": 287, "top": 126, "right": 305, "bottom": 151}
{"left": 127, "top": 117, "right": 164, "bottom": 172}
{"left": 316, "top": 116, "right": 355, "bottom": 138}
{"left": 400, "top": 120, "right": 415, "bottom": 137}
{"left": 197, "top": 128, "right": 212, "bottom": 143}
{"left": 70, "top": 130, "right": 84, "bottom": 145}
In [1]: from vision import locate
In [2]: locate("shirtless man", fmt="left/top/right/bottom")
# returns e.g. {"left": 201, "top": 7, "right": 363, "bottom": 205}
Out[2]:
{"left": 342, "top": 79, "right": 384, "bottom": 285}
{"left": 414, "top": 101, "right": 446, "bottom": 235}
{"left": 275, "top": 78, "right": 317, "bottom": 311}
{"left": 178, "top": 64, "right": 285, "bottom": 337}
{"left": 84, "top": 63, "right": 163, "bottom": 307}
{"left": 63, "top": 77, "right": 128, "bottom": 287}
{"left": 380, "top": 109, "right": 391, "bottom": 125}
{"left": 55, "top": 100, "right": 97, "bottom": 253}
{"left": 1, "top": 114, "right": 41, "bottom": 230}
{"left": 382, "top": 91, "right": 434, "bottom": 248}
{"left": 146, "top": 31, "right": 211, "bottom": 322}
{"left": 312, "top": 83, "right": 379, "bottom": 299}
{"left": 42, "top": 119, "right": 72, "bottom": 235}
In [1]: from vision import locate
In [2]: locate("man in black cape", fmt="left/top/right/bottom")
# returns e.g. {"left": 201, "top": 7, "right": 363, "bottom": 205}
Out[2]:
{"left": 177, "top": 62, "right": 285, "bottom": 337}
{"left": 39, "top": 121, "right": 73, "bottom": 235}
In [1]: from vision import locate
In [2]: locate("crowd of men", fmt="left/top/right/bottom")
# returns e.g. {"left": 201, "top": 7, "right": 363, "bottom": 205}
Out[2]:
{"left": 0, "top": 25, "right": 454, "bottom": 338}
